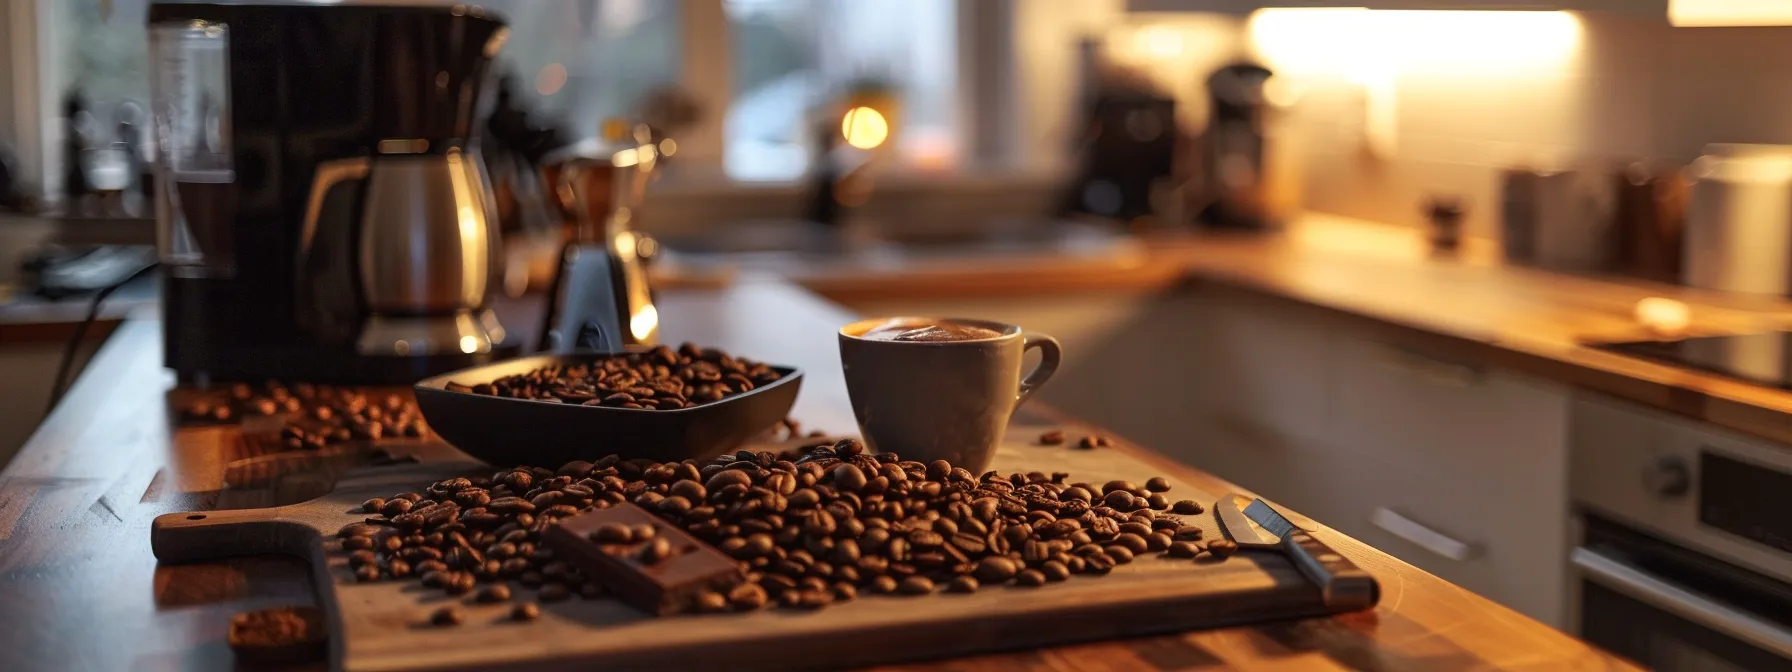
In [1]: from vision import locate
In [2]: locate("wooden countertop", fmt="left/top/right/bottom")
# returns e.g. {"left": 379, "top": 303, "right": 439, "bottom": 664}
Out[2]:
{"left": 0, "top": 278, "right": 1629, "bottom": 671}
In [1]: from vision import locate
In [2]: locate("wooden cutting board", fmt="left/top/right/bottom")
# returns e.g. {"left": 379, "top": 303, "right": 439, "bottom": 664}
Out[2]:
{"left": 152, "top": 425, "right": 1359, "bottom": 672}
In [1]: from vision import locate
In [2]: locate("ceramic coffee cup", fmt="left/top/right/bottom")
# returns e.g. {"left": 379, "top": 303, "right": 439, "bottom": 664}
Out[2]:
{"left": 837, "top": 317, "right": 1062, "bottom": 471}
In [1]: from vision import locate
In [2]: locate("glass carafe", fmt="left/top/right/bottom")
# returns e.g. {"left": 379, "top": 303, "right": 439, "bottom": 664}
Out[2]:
{"left": 149, "top": 19, "right": 235, "bottom": 277}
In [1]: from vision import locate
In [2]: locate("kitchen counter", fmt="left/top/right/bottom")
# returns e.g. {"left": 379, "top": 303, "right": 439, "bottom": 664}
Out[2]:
{"left": 0, "top": 278, "right": 1628, "bottom": 671}
{"left": 1166, "top": 215, "right": 1792, "bottom": 450}
{"left": 662, "top": 213, "right": 1792, "bottom": 449}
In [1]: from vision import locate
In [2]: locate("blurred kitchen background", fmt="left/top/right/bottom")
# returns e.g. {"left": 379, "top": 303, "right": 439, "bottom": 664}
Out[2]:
{"left": 13, "top": 0, "right": 1792, "bottom": 649}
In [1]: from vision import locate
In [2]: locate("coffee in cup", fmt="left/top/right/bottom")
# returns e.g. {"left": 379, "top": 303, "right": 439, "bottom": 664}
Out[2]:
{"left": 838, "top": 317, "right": 1061, "bottom": 471}
{"left": 853, "top": 318, "right": 1004, "bottom": 343}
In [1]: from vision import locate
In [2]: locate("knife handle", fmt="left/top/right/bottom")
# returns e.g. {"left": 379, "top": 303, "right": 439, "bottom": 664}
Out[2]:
{"left": 1279, "top": 529, "right": 1380, "bottom": 611}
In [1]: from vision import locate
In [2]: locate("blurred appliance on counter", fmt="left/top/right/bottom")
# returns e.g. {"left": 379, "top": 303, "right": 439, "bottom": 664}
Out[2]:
{"left": 1195, "top": 62, "right": 1283, "bottom": 231}
{"left": 1571, "top": 391, "right": 1792, "bottom": 670}
{"left": 1423, "top": 195, "right": 1466, "bottom": 255}
{"left": 1683, "top": 144, "right": 1792, "bottom": 295}
{"left": 1612, "top": 162, "right": 1689, "bottom": 284}
{"left": 148, "top": 2, "right": 516, "bottom": 384}
{"left": 1500, "top": 167, "right": 1613, "bottom": 272}
{"left": 1061, "top": 90, "right": 1177, "bottom": 225}
{"left": 535, "top": 124, "right": 661, "bottom": 353}
{"left": 21, "top": 245, "right": 157, "bottom": 300}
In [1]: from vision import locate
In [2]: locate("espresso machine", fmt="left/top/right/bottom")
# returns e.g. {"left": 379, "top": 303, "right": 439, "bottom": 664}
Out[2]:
{"left": 148, "top": 2, "right": 517, "bottom": 383}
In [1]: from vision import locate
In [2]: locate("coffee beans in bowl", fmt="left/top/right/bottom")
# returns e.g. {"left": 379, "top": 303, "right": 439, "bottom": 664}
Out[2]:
{"left": 444, "top": 344, "right": 785, "bottom": 410}
{"left": 413, "top": 345, "right": 803, "bottom": 466}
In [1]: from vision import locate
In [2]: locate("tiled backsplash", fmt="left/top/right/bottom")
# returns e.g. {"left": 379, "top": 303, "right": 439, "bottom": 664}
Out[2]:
{"left": 1120, "top": 10, "right": 1792, "bottom": 238}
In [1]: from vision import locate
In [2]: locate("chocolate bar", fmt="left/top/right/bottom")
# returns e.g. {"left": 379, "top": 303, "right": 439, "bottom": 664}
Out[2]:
{"left": 542, "top": 503, "right": 744, "bottom": 616}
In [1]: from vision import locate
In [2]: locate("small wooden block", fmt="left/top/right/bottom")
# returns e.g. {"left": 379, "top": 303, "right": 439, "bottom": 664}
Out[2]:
{"left": 542, "top": 503, "right": 744, "bottom": 616}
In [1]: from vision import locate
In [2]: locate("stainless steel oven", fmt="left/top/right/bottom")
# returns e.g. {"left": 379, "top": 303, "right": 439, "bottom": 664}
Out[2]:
{"left": 1572, "top": 397, "right": 1792, "bottom": 670}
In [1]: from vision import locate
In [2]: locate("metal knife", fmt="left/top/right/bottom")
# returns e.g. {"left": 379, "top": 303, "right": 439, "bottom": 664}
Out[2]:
{"left": 1215, "top": 494, "right": 1380, "bottom": 611}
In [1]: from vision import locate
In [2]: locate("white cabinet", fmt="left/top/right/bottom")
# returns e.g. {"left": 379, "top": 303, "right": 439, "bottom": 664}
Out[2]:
{"left": 1086, "top": 285, "right": 1572, "bottom": 626}
{"left": 1330, "top": 337, "right": 1572, "bottom": 626}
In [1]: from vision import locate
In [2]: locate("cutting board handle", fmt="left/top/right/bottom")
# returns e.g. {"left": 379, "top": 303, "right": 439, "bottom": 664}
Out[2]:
{"left": 151, "top": 508, "right": 319, "bottom": 564}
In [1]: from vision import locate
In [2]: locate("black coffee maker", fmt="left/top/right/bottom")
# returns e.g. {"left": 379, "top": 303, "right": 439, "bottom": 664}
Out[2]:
{"left": 148, "top": 2, "right": 518, "bottom": 383}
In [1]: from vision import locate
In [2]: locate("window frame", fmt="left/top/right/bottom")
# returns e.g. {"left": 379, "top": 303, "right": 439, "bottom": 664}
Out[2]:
{"left": 2, "top": 0, "right": 65, "bottom": 207}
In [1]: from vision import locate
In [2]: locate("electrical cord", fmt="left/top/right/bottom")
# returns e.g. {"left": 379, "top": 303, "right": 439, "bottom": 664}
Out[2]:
{"left": 46, "top": 262, "right": 159, "bottom": 415}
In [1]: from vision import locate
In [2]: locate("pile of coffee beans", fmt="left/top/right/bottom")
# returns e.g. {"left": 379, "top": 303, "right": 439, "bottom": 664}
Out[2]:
{"left": 444, "top": 343, "right": 783, "bottom": 410}
{"left": 181, "top": 382, "right": 427, "bottom": 450}
{"left": 275, "top": 390, "right": 426, "bottom": 450}
{"left": 342, "top": 438, "right": 1225, "bottom": 621}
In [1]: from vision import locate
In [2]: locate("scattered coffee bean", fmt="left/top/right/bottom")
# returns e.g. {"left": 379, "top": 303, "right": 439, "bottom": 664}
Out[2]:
{"left": 1015, "top": 569, "right": 1047, "bottom": 587}
{"left": 510, "top": 602, "right": 541, "bottom": 621}
{"left": 1205, "top": 539, "right": 1239, "bottom": 558}
{"left": 728, "top": 583, "right": 768, "bottom": 610}
{"left": 693, "top": 591, "right": 729, "bottom": 613}
{"left": 430, "top": 606, "right": 464, "bottom": 627}
{"left": 1171, "top": 500, "right": 1204, "bottom": 515}
{"left": 539, "top": 583, "right": 571, "bottom": 602}
{"left": 1104, "top": 546, "right": 1135, "bottom": 564}
{"left": 1145, "top": 477, "right": 1171, "bottom": 493}
{"left": 1146, "top": 494, "right": 1170, "bottom": 510}
{"left": 476, "top": 584, "right": 512, "bottom": 603}
{"left": 946, "top": 576, "right": 980, "bottom": 593}
{"left": 1168, "top": 541, "right": 1202, "bottom": 558}
{"left": 1038, "top": 430, "right": 1066, "bottom": 446}
{"left": 870, "top": 575, "right": 899, "bottom": 595}
{"left": 639, "top": 537, "right": 672, "bottom": 564}
{"left": 897, "top": 576, "right": 934, "bottom": 595}
{"left": 1172, "top": 526, "right": 1205, "bottom": 541}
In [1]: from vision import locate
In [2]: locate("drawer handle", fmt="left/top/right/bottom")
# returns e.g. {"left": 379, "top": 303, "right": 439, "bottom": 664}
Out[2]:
{"left": 1370, "top": 507, "right": 1479, "bottom": 562}
{"left": 1375, "top": 347, "right": 1484, "bottom": 388}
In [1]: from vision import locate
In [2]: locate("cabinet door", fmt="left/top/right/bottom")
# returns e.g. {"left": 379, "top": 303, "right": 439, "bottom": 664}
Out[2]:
{"left": 1275, "top": 434, "right": 1571, "bottom": 626}
{"left": 1043, "top": 285, "right": 1336, "bottom": 489}
{"left": 1334, "top": 337, "right": 1570, "bottom": 501}
{"left": 1329, "top": 335, "right": 1571, "bottom": 625}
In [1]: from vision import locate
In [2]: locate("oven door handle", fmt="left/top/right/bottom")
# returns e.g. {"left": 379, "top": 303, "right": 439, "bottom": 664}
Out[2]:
{"left": 1573, "top": 547, "right": 1792, "bottom": 658}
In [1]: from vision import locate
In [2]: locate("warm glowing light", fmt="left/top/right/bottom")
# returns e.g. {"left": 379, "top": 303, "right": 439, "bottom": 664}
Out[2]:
{"left": 841, "top": 106, "right": 890, "bottom": 150}
{"left": 1635, "top": 298, "right": 1691, "bottom": 336}
{"left": 1135, "top": 25, "right": 1184, "bottom": 60}
{"left": 1249, "top": 9, "right": 1582, "bottom": 77}
{"left": 459, "top": 335, "right": 479, "bottom": 354}
{"left": 658, "top": 138, "right": 677, "bottom": 156}
{"left": 612, "top": 148, "right": 638, "bottom": 167}
{"left": 630, "top": 304, "right": 659, "bottom": 342}
{"left": 535, "top": 63, "right": 568, "bottom": 96}
{"left": 1670, "top": 0, "right": 1792, "bottom": 26}
{"left": 614, "top": 230, "right": 637, "bottom": 258}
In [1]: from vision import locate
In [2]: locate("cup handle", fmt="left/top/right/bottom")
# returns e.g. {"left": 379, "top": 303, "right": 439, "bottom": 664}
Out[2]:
{"left": 1016, "top": 332, "right": 1062, "bottom": 408}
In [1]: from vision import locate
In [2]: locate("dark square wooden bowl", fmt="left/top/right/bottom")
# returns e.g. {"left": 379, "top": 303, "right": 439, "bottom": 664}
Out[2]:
{"left": 414, "top": 353, "right": 802, "bottom": 467}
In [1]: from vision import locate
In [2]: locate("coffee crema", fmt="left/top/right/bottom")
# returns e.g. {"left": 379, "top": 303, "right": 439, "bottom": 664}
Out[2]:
{"left": 855, "top": 319, "right": 1003, "bottom": 342}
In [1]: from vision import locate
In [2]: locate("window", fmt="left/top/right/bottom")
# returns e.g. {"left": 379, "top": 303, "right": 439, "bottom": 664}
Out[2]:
{"left": 12, "top": 0, "right": 976, "bottom": 204}
{"left": 477, "top": 0, "right": 681, "bottom": 138}
{"left": 723, "top": 0, "right": 959, "bottom": 181}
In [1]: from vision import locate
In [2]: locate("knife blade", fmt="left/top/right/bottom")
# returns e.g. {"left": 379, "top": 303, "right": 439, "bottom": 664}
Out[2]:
{"left": 1215, "top": 493, "right": 1276, "bottom": 548}
{"left": 1216, "top": 494, "right": 1380, "bottom": 611}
